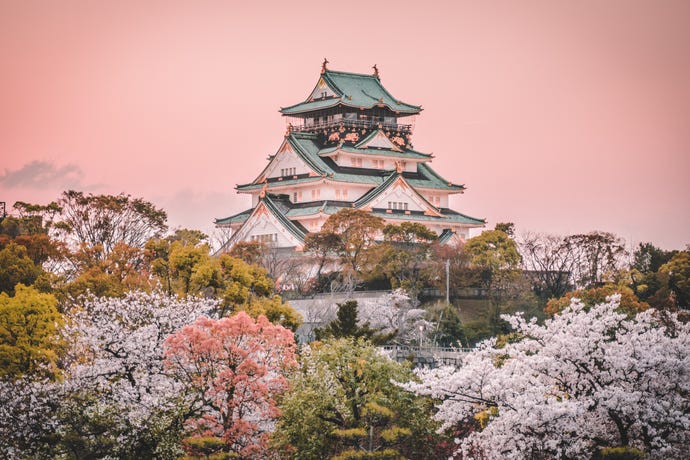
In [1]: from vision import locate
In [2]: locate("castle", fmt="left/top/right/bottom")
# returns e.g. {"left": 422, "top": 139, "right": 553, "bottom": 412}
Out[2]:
{"left": 216, "top": 61, "right": 484, "bottom": 250}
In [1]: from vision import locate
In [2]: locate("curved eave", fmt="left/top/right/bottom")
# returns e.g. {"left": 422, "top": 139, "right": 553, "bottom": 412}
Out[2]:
{"left": 214, "top": 208, "right": 252, "bottom": 226}
{"left": 345, "top": 147, "right": 431, "bottom": 160}
{"left": 371, "top": 209, "right": 486, "bottom": 226}
{"left": 280, "top": 98, "right": 343, "bottom": 115}
{"left": 323, "top": 70, "right": 422, "bottom": 113}
{"left": 408, "top": 181, "right": 466, "bottom": 193}
{"left": 236, "top": 176, "right": 324, "bottom": 192}
{"left": 281, "top": 99, "right": 421, "bottom": 116}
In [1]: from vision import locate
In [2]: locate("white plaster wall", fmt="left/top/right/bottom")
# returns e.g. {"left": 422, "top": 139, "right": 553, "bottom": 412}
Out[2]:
{"left": 373, "top": 187, "right": 425, "bottom": 211}
{"left": 242, "top": 214, "right": 300, "bottom": 247}
{"left": 425, "top": 193, "right": 449, "bottom": 208}
{"left": 308, "top": 80, "right": 336, "bottom": 100}
{"left": 265, "top": 149, "right": 309, "bottom": 178}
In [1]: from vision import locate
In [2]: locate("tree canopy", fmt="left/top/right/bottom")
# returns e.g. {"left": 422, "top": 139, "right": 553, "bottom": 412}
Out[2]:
{"left": 404, "top": 296, "right": 690, "bottom": 459}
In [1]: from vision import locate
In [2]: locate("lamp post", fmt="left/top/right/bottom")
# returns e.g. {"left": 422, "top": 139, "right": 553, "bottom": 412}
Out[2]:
{"left": 445, "top": 258, "right": 450, "bottom": 304}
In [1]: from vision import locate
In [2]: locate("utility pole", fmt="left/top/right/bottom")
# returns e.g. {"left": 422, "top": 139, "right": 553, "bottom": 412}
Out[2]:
{"left": 445, "top": 258, "right": 450, "bottom": 304}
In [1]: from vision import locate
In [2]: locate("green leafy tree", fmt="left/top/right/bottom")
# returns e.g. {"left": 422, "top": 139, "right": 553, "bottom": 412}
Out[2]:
{"left": 545, "top": 284, "right": 649, "bottom": 317}
{"left": 228, "top": 240, "right": 264, "bottom": 265}
{"left": 304, "top": 231, "right": 341, "bottom": 288}
{"left": 146, "top": 229, "right": 217, "bottom": 297}
{"left": 272, "top": 338, "right": 449, "bottom": 460}
{"left": 320, "top": 209, "right": 385, "bottom": 282}
{"left": 217, "top": 254, "right": 272, "bottom": 309}
{"left": 314, "top": 300, "right": 390, "bottom": 345}
{"left": 658, "top": 251, "right": 690, "bottom": 309}
{"left": 0, "top": 243, "right": 43, "bottom": 295}
{"left": 54, "top": 190, "right": 167, "bottom": 257}
{"left": 629, "top": 245, "right": 689, "bottom": 311}
{"left": 368, "top": 223, "right": 438, "bottom": 297}
{"left": 427, "top": 302, "right": 467, "bottom": 348}
{"left": 494, "top": 222, "right": 515, "bottom": 237}
{"left": 632, "top": 242, "right": 676, "bottom": 274}
{"left": 64, "top": 242, "right": 152, "bottom": 298}
{"left": 237, "top": 295, "right": 303, "bottom": 332}
{"left": 464, "top": 230, "right": 523, "bottom": 335}
{"left": 0, "top": 284, "right": 63, "bottom": 380}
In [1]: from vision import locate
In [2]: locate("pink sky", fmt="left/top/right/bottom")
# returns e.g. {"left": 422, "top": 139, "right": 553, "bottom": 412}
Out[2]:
{"left": 1, "top": 0, "right": 689, "bottom": 250}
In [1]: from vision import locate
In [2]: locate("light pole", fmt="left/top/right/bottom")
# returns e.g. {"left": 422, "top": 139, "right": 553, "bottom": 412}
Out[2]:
{"left": 445, "top": 258, "right": 450, "bottom": 304}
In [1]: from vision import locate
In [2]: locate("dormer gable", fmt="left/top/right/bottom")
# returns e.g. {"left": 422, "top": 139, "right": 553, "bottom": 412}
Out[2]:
{"left": 355, "top": 129, "right": 402, "bottom": 152}
{"left": 307, "top": 77, "right": 338, "bottom": 101}
{"left": 254, "top": 137, "right": 322, "bottom": 183}
{"left": 356, "top": 174, "right": 442, "bottom": 217}
{"left": 227, "top": 197, "right": 305, "bottom": 249}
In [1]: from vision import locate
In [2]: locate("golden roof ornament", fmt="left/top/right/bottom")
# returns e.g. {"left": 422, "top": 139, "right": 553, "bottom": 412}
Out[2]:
{"left": 285, "top": 123, "right": 293, "bottom": 136}
{"left": 372, "top": 64, "right": 379, "bottom": 78}
{"left": 395, "top": 161, "right": 403, "bottom": 173}
{"left": 321, "top": 58, "right": 329, "bottom": 74}
{"left": 259, "top": 183, "right": 268, "bottom": 198}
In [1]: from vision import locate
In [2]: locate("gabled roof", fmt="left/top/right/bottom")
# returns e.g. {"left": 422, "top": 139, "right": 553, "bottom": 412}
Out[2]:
{"left": 252, "top": 132, "right": 327, "bottom": 184}
{"left": 223, "top": 194, "right": 308, "bottom": 248}
{"left": 280, "top": 69, "right": 422, "bottom": 116}
{"left": 236, "top": 133, "right": 461, "bottom": 193}
{"left": 354, "top": 129, "right": 402, "bottom": 151}
{"left": 354, "top": 172, "right": 442, "bottom": 216}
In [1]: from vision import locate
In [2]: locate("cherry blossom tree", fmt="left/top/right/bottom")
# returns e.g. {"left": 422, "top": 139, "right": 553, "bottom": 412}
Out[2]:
{"left": 358, "top": 288, "right": 427, "bottom": 344}
{"left": 0, "top": 290, "right": 217, "bottom": 459}
{"left": 164, "top": 311, "right": 297, "bottom": 459}
{"left": 403, "top": 295, "right": 690, "bottom": 459}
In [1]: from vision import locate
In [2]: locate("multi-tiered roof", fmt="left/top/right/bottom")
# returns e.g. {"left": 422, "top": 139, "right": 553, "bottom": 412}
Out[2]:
{"left": 216, "top": 61, "right": 484, "bottom": 250}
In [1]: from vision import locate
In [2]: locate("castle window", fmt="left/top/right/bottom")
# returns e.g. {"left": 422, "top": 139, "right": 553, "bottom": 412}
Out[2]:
{"left": 251, "top": 233, "right": 278, "bottom": 244}
{"left": 387, "top": 201, "right": 407, "bottom": 210}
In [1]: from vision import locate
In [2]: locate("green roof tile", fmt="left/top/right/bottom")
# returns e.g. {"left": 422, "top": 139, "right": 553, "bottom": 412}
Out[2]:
{"left": 281, "top": 70, "right": 421, "bottom": 115}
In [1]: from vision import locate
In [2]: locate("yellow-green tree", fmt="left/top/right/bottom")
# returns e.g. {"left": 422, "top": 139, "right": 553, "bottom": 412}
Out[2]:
{"left": 216, "top": 255, "right": 301, "bottom": 329}
{"left": 272, "top": 338, "right": 450, "bottom": 459}
{"left": 0, "top": 284, "right": 64, "bottom": 380}
{"left": 545, "top": 284, "right": 649, "bottom": 317}
{"left": 320, "top": 209, "right": 385, "bottom": 278}
{"left": 0, "top": 243, "right": 43, "bottom": 295}
{"left": 64, "top": 242, "right": 152, "bottom": 299}
{"left": 368, "top": 222, "right": 438, "bottom": 296}
{"left": 465, "top": 229, "right": 524, "bottom": 335}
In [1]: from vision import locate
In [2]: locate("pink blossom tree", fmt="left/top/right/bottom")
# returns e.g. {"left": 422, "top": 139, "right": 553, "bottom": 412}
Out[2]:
{"left": 403, "top": 295, "right": 690, "bottom": 459}
{"left": 164, "top": 311, "right": 297, "bottom": 458}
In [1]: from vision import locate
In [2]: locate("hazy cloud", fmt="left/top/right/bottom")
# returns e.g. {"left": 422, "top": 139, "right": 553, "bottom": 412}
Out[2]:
{"left": 0, "top": 161, "right": 85, "bottom": 189}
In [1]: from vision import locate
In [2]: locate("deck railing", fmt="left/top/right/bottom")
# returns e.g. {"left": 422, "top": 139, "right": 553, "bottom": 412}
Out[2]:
{"left": 290, "top": 118, "right": 412, "bottom": 134}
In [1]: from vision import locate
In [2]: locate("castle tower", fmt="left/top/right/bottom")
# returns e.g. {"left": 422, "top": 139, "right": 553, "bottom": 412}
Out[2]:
{"left": 216, "top": 61, "right": 485, "bottom": 250}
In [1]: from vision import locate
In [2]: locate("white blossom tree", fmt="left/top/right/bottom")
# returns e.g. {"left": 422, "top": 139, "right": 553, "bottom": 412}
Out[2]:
{"left": 358, "top": 288, "right": 427, "bottom": 343}
{"left": 403, "top": 295, "right": 690, "bottom": 459}
{"left": 0, "top": 291, "right": 218, "bottom": 459}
